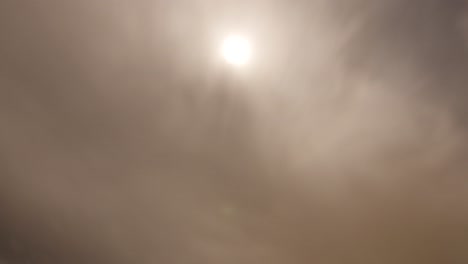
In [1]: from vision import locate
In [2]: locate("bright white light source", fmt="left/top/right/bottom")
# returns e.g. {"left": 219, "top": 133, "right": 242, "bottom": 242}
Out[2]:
{"left": 221, "top": 34, "right": 252, "bottom": 66}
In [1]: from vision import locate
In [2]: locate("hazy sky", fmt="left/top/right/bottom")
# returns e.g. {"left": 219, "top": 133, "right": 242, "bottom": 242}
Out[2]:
{"left": 0, "top": 0, "right": 467, "bottom": 263}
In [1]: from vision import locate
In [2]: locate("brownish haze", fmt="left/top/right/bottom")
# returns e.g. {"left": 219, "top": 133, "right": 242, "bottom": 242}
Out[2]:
{"left": 0, "top": 0, "right": 467, "bottom": 263}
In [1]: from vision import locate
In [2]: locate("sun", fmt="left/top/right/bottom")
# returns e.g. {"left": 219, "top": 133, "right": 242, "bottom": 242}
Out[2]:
{"left": 220, "top": 34, "right": 252, "bottom": 66}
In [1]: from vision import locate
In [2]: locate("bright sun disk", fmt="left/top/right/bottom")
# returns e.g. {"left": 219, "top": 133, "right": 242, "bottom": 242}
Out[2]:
{"left": 221, "top": 34, "right": 252, "bottom": 66}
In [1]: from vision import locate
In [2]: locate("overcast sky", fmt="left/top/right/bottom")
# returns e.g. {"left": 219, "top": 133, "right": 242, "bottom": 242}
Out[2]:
{"left": 0, "top": 0, "right": 467, "bottom": 263}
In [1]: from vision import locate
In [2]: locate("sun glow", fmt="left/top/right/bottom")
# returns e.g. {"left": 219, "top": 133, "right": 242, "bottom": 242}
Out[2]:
{"left": 220, "top": 34, "right": 252, "bottom": 66}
